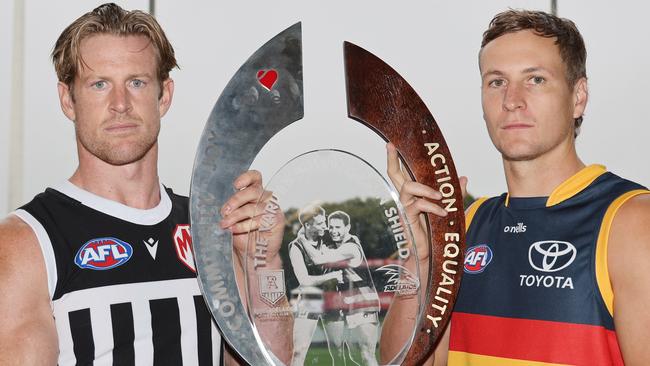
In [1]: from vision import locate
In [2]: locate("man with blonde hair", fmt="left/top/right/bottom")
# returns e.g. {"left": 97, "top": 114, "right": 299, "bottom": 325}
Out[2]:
{"left": 288, "top": 204, "right": 343, "bottom": 365}
{"left": 0, "top": 4, "right": 224, "bottom": 365}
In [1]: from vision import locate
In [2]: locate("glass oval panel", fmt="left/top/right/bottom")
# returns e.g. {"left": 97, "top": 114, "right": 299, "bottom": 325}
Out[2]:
{"left": 245, "top": 149, "right": 421, "bottom": 365}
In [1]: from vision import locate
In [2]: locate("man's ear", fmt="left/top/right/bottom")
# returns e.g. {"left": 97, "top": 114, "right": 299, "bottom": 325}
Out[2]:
{"left": 158, "top": 78, "right": 174, "bottom": 118}
{"left": 572, "top": 77, "right": 588, "bottom": 120}
{"left": 57, "top": 81, "right": 76, "bottom": 121}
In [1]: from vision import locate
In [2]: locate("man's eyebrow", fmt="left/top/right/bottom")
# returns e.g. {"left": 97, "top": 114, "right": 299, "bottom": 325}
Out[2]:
{"left": 481, "top": 67, "right": 551, "bottom": 79}
{"left": 127, "top": 72, "right": 154, "bottom": 79}
{"left": 522, "top": 66, "right": 548, "bottom": 74}
{"left": 481, "top": 70, "right": 504, "bottom": 79}
{"left": 78, "top": 72, "right": 155, "bottom": 82}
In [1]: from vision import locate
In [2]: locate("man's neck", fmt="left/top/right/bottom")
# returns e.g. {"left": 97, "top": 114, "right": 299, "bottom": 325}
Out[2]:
{"left": 305, "top": 234, "right": 319, "bottom": 245}
{"left": 503, "top": 144, "right": 585, "bottom": 198}
{"left": 70, "top": 145, "right": 161, "bottom": 209}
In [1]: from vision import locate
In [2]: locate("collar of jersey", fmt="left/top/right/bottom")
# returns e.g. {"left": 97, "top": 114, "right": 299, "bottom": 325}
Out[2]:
{"left": 505, "top": 164, "right": 607, "bottom": 208}
{"left": 51, "top": 180, "right": 173, "bottom": 225}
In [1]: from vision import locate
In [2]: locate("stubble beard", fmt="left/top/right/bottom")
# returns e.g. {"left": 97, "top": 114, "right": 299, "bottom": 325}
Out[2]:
{"left": 76, "top": 121, "right": 160, "bottom": 166}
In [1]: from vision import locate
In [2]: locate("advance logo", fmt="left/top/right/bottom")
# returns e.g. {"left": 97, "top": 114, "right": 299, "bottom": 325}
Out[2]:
{"left": 75, "top": 237, "right": 133, "bottom": 270}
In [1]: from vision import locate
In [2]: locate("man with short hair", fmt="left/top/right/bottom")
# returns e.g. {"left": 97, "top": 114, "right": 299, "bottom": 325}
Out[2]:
{"left": 287, "top": 204, "right": 343, "bottom": 366}
{"left": 385, "top": 9, "right": 650, "bottom": 365}
{"left": 0, "top": 4, "right": 281, "bottom": 365}
{"left": 320, "top": 210, "right": 380, "bottom": 366}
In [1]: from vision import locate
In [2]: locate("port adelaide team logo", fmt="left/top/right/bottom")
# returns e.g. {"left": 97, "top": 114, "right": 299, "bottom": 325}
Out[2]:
{"left": 75, "top": 237, "right": 133, "bottom": 270}
{"left": 259, "top": 270, "right": 286, "bottom": 306}
{"left": 464, "top": 244, "right": 493, "bottom": 274}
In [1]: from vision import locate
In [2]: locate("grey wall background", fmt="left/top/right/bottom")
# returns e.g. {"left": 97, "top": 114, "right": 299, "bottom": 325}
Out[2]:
{"left": 1, "top": 0, "right": 649, "bottom": 214}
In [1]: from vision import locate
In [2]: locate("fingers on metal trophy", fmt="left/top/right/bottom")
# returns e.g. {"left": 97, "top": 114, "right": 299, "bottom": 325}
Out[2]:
{"left": 190, "top": 23, "right": 465, "bottom": 366}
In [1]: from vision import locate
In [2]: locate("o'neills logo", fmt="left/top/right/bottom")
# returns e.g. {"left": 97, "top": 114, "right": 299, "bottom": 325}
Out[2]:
{"left": 504, "top": 223, "right": 526, "bottom": 233}
{"left": 254, "top": 196, "right": 280, "bottom": 269}
{"left": 426, "top": 232, "right": 461, "bottom": 330}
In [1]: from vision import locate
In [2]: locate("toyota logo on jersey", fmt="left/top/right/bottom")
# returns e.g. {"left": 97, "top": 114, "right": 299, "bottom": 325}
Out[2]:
{"left": 528, "top": 240, "right": 577, "bottom": 272}
{"left": 75, "top": 237, "right": 133, "bottom": 270}
{"left": 464, "top": 244, "right": 493, "bottom": 274}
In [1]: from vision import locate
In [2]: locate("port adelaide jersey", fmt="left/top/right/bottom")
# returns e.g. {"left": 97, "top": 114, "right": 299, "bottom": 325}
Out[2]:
{"left": 13, "top": 181, "right": 221, "bottom": 366}
{"left": 448, "top": 165, "right": 649, "bottom": 366}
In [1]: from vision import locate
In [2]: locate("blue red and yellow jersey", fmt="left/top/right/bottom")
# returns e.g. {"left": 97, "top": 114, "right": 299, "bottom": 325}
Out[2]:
{"left": 449, "top": 165, "right": 649, "bottom": 365}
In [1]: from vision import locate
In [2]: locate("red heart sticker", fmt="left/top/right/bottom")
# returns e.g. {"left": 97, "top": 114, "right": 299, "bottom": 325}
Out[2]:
{"left": 256, "top": 69, "right": 278, "bottom": 91}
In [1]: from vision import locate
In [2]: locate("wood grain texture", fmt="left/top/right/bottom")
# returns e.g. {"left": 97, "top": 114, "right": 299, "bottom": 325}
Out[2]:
{"left": 344, "top": 41, "right": 465, "bottom": 366}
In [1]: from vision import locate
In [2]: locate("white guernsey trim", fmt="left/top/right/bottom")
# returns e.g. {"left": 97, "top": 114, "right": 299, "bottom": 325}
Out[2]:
{"left": 51, "top": 180, "right": 172, "bottom": 226}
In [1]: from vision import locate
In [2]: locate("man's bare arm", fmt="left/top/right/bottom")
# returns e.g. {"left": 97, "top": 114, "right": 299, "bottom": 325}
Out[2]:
{"left": 301, "top": 239, "right": 359, "bottom": 265}
{"left": 609, "top": 193, "right": 650, "bottom": 364}
{"left": 289, "top": 246, "right": 342, "bottom": 286}
{"left": 379, "top": 143, "right": 455, "bottom": 364}
{"left": 220, "top": 170, "right": 293, "bottom": 365}
{"left": 0, "top": 215, "right": 58, "bottom": 365}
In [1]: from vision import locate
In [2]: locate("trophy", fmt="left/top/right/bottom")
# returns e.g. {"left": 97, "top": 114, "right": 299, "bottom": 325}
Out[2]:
{"left": 190, "top": 23, "right": 465, "bottom": 365}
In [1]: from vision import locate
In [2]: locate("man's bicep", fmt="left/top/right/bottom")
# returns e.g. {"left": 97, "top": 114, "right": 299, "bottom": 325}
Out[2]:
{"left": 0, "top": 215, "right": 58, "bottom": 364}
{"left": 608, "top": 194, "right": 650, "bottom": 363}
{"left": 432, "top": 322, "right": 450, "bottom": 366}
{"left": 339, "top": 243, "right": 362, "bottom": 259}
{"left": 289, "top": 246, "right": 310, "bottom": 283}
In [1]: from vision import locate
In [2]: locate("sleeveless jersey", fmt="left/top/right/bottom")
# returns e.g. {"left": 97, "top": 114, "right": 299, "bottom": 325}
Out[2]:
{"left": 289, "top": 239, "right": 329, "bottom": 278}
{"left": 448, "top": 165, "right": 649, "bottom": 365}
{"left": 332, "top": 235, "right": 380, "bottom": 315}
{"left": 288, "top": 237, "right": 337, "bottom": 320}
{"left": 13, "top": 181, "right": 222, "bottom": 366}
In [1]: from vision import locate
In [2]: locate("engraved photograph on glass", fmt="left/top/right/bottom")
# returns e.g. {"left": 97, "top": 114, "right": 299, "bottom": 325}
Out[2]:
{"left": 247, "top": 149, "right": 419, "bottom": 365}
{"left": 190, "top": 22, "right": 465, "bottom": 366}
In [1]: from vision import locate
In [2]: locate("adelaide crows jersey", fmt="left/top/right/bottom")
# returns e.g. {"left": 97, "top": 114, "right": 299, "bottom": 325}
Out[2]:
{"left": 449, "top": 165, "right": 649, "bottom": 365}
{"left": 13, "top": 181, "right": 221, "bottom": 366}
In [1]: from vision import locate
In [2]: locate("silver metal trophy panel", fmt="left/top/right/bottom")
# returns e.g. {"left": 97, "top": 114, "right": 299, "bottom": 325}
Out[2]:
{"left": 190, "top": 23, "right": 303, "bottom": 365}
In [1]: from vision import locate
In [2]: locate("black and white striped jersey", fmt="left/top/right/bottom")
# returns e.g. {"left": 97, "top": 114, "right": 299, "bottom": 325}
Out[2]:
{"left": 14, "top": 181, "right": 222, "bottom": 365}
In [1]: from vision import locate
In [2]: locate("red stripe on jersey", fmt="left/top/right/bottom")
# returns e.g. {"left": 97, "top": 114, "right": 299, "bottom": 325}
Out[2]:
{"left": 449, "top": 312, "right": 623, "bottom": 366}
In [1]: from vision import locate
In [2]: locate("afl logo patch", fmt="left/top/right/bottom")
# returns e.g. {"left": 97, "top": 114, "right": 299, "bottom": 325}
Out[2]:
{"left": 75, "top": 237, "right": 133, "bottom": 270}
{"left": 464, "top": 244, "right": 493, "bottom": 274}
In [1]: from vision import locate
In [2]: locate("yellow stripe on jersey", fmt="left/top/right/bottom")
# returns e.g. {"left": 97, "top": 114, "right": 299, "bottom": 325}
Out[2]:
{"left": 546, "top": 164, "right": 607, "bottom": 207}
{"left": 465, "top": 197, "right": 488, "bottom": 231}
{"left": 448, "top": 351, "right": 570, "bottom": 366}
{"left": 595, "top": 189, "right": 650, "bottom": 316}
